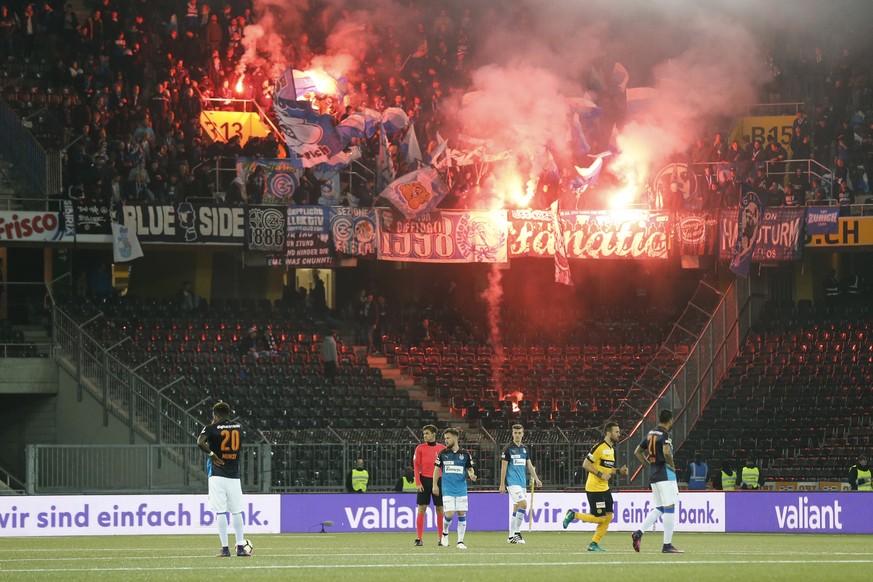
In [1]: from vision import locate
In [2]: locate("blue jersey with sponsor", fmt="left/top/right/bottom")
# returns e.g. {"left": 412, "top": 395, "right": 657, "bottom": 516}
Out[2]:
{"left": 435, "top": 447, "right": 474, "bottom": 497}
{"left": 502, "top": 443, "right": 530, "bottom": 488}
{"left": 639, "top": 426, "right": 676, "bottom": 483}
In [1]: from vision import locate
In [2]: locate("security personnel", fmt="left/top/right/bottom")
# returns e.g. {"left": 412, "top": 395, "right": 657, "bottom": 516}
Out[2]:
{"left": 848, "top": 455, "right": 871, "bottom": 491}
{"left": 718, "top": 460, "right": 737, "bottom": 491}
{"left": 685, "top": 453, "right": 709, "bottom": 490}
{"left": 824, "top": 269, "right": 841, "bottom": 302}
{"left": 739, "top": 457, "right": 761, "bottom": 490}
{"left": 395, "top": 466, "right": 418, "bottom": 493}
{"left": 346, "top": 458, "right": 369, "bottom": 493}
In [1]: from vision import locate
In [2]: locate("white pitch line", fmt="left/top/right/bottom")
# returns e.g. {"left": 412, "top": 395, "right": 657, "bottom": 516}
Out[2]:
{"left": 4, "top": 559, "right": 873, "bottom": 573}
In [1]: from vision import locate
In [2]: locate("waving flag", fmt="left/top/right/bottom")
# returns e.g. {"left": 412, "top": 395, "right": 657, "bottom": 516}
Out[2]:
{"left": 381, "top": 107, "right": 409, "bottom": 135}
{"left": 273, "top": 97, "right": 343, "bottom": 168}
{"left": 551, "top": 200, "right": 573, "bottom": 286}
{"left": 400, "top": 123, "right": 423, "bottom": 168}
{"left": 376, "top": 127, "right": 396, "bottom": 193}
{"left": 570, "top": 113, "right": 591, "bottom": 157}
{"left": 380, "top": 167, "right": 448, "bottom": 219}
{"left": 729, "top": 184, "right": 769, "bottom": 278}
{"left": 275, "top": 68, "right": 337, "bottom": 100}
{"left": 337, "top": 114, "right": 367, "bottom": 144}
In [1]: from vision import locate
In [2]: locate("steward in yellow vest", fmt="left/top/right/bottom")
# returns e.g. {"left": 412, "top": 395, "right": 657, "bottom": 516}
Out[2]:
{"left": 849, "top": 455, "right": 871, "bottom": 491}
{"left": 346, "top": 458, "right": 369, "bottom": 492}
{"left": 739, "top": 458, "right": 760, "bottom": 490}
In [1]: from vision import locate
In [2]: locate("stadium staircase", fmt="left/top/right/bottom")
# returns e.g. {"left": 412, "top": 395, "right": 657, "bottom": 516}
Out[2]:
{"left": 678, "top": 300, "right": 873, "bottom": 483}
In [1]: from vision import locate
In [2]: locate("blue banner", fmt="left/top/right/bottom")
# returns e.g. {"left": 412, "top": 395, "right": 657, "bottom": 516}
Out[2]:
{"left": 805, "top": 207, "right": 840, "bottom": 236}
{"left": 719, "top": 206, "right": 805, "bottom": 265}
{"left": 729, "top": 185, "right": 769, "bottom": 277}
{"left": 328, "top": 207, "right": 378, "bottom": 259}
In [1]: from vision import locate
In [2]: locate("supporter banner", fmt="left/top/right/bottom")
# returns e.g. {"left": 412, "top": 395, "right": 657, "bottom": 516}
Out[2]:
{"left": 805, "top": 217, "right": 873, "bottom": 247}
{"left": 719, "top": 207, "right": 805, "bottom": 263}
{"left": 560, "top": 209, "right": 671, "bottom": 259}
{"left": 236, "top": 157, "right": 304, "bottom": 205}
{"left": 122, "top": 204, "right": 246, "bottom": 244}
{"left": 675, "top": 211, "right": 718, "bottom": 257}
{"left": 728, "top": 185, "right": 769, "bottom": 277}
{"left": 0, "top": 209, "right": 75, "bottom": 243}
{"left": 378, "top": 209, "right": 508, "bottom": 263}
{"left": 283, "top": 206, "right": 334, "bottom": 267}
{"left": 328, "top": 207, "right": 378, "bottom": 259}
{"left": 74, "top": 202, "right": 113, "bottom": 241}
{"left": 732, "top": 115, "right": 795, "bottom": 148}
{"left": 200, "top": 111, "right": 271, "bottom": 146}
{"left": 0, "top": 495, "right": 281, "bottom": 537}
{"left": 725, "top": 492, "right": 873, "bottom": 534}
{"left": 246, "top": 205, "right": 286, "bottom": 253}
{"left": 508, "top": 209, "right": 555, "bottom": 258}
{"left": 805, "top": 207, "right": 840, "bottom": 236}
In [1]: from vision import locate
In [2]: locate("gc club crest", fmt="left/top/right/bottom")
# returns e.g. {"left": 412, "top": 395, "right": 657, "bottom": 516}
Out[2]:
{"left": 456, "top": 214, "right": 506, "bottom": 262}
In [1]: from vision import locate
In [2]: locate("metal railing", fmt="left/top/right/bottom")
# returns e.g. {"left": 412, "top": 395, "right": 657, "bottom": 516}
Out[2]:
{"left": 25, "top": 444, "right": 270, "bottom": 495}
{"left": 613, "top": 276, "right": 751, "bottom": 485}
{"left": 52, "top": 305, "right": 206, "bottom": 446}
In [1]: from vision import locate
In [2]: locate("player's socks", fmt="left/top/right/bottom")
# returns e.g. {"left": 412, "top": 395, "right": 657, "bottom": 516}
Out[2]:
{"left": 416, "top": 513, "right": 425, "bottom": 540}
{"left": 662, "top": 507, "right": 676, "bottom": 544}
{"left": 443, "top": 515, "right": 453, "bottom": 536}
{"left": 232, "top": 512, "right": 245, "bottom": 548}
{"left": 576, "top": 513, "right": 608, "bottom": 524}
{"left": 217, "top": 512, "right": 229, "bottom": 547}
{"left": 437, "top": 512, "right": 444, "bottom": 539}
{"left": 512, "top": 509, "right": 525, "bottom": 536}
{"left": 640, "top": 506, "right": 664, "bottom": 531}
{"left": 592, "top": 512, "right": 612, "bottom": 543}
{"left": 457, "top": 516, "right": 467, "bottom": 543}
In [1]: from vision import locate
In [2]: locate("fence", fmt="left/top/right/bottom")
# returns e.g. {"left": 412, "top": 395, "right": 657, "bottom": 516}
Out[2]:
{"left": 25, "top": 444, "right": 269, "bottom": 495}
{"left": 25, "top": 432, "right": 606, "bottom": 494}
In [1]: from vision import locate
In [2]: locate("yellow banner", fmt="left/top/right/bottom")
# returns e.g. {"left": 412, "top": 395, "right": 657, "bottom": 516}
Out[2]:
{"left": 732, "top": 115, "right": 795, "bottom": 147}
{"left": 200, "top": 111, "right": 271, "bottom": 145}
{"left": 806, "top": 217, "right": 873, "bottom": 247}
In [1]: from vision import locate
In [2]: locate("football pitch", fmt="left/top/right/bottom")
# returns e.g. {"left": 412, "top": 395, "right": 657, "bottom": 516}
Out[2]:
{"left": 0, "top": 532, "right": 869, "bottom": 581}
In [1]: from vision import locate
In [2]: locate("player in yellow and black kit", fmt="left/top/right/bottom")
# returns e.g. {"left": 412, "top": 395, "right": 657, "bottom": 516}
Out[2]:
{"left": 562, "top": 423, "right": 628, "bottom": 551}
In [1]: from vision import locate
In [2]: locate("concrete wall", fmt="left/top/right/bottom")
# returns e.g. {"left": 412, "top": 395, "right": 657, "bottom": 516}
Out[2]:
{"left": 55, "top": 365, "right": 147, "bottom": 446}
{"left": 0, "top": 359, "right": 58, "bottom": 395}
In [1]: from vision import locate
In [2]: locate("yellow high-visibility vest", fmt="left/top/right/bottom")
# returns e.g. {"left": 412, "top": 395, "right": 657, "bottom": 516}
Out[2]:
{"left": 351, "top": 468, "right": 369, "bottom": 492}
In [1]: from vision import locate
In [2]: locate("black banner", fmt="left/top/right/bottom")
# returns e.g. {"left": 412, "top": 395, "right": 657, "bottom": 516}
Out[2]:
{"left": 246, "top": 205, "right": 286, "bottom": 252}
{"left": 122, "top": 203, "right": 246, "bottom": 244}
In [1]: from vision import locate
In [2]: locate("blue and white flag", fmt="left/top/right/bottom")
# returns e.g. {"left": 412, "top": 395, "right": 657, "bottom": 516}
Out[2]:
{"left": 380, "top": 167, "right": 448, "bottom": 219}
{"left": 730, "top": 184, "right": 769, "bottom": 278}
{"left": 112, "top": 222, "right": 143, "bottom": 262}
{"left": 273, "top": 96, "right": 343, "bottom": 168}
{"left": 275, "top": 68, "right": 336, "bottom": 100}
{"left": 570, "top": 113, "right": 591, "bottom": 157}
{"left": 805, "top": 207, "right": 840, "bottom": 236}
{"left": 381, "top": 107, "right": 409, "bottom": 135}
{"left": 376, "top": 127, "right": 395, "bottom": 193}
{"left": 400, "top": 123, "right": 422, "bottom": 168}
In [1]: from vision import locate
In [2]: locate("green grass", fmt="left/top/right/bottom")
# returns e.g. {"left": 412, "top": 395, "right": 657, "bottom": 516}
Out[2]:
{"left": 0, "top": 532, "right": 870, "bottom": 581}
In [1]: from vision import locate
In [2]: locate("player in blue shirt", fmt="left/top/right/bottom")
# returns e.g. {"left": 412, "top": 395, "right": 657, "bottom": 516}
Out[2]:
{"left": 433, "top": 428, "right": 477, "bottom": 549}
{"left": 632, "top": 409, "right": 683, "bottom": 554}
{"left": 499, "top": 424, "right": 542, "bottom": 544}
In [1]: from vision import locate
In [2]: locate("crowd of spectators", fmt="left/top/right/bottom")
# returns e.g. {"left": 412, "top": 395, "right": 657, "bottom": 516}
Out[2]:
{"left": 0, "top": 1, "right": 871, "bottom": 213}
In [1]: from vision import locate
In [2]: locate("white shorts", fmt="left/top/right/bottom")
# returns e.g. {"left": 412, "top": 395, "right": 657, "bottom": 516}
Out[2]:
{"left": 443, "top": 495, "right": 469, "bottom": 512}
{"left": 208, "top": 476, "right": 245, "bottom": 514}
{"left": 651, "top": 480, "right": 679, "bottom": 508}
{"left": 507, "top": 485, "right": 527, "bottom": 504}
